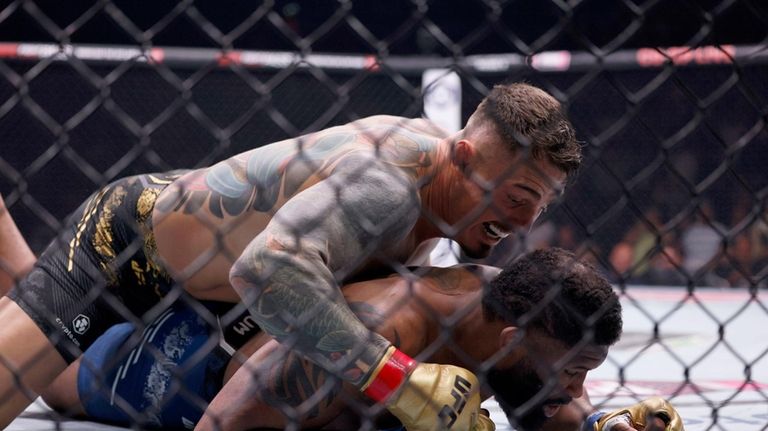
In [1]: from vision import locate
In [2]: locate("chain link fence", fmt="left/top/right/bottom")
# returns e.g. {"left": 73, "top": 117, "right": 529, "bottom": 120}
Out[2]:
{"left": 1, "top": 0, "right": 767, "bottom": 430}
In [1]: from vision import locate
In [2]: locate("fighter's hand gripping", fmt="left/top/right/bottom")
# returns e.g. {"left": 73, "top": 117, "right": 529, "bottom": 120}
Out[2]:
{"left": 362, "top": 346, "right": 495, "bottom": 431}
{"left": 584, "top": 397, "right": 685, "bottom": 431}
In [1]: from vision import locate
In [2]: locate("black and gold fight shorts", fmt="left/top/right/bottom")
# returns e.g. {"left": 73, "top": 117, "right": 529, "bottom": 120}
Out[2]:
{"left": 8, "top": 171, "right": 189, "bottom": 363}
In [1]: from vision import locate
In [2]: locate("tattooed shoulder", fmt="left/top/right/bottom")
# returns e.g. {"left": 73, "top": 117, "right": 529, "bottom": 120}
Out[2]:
{"left": 167, "top": 130, "right": 367, "bottom": 218}
{"left": 165, "top": 117, "right": 435, "bottom": 219}
{"left": 427, "top": 265, "right": 496, "bottom": 292}
{"left": 427, "top": 267, "right": 467, "bottom": 292}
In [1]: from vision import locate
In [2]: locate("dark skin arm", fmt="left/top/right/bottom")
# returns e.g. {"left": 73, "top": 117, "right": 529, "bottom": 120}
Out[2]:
{"left": 197, "top": 298, "right": 417, "bottom": 431}
{"left": 195, "top": 340, "right": 376, "bottom": 431}
{"left": 197, "top": 339, "right": 358, "bottom": 431}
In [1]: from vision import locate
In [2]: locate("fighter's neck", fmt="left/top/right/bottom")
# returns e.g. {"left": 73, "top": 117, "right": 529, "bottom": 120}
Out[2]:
{"left": 451, "top": 302, "right": 506, "bottom": 364}
{"left": 414, "top": 140, "right": 461, "bottom": 242}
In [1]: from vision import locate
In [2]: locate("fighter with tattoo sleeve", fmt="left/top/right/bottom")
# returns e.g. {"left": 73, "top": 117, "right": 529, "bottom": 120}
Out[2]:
{"left": 0, "top": 83, "right": 581, "bottom": 429}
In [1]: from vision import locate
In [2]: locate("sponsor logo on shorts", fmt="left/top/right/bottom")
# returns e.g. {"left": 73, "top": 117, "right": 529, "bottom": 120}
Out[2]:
{"left": 55, "top": 317, "right": 81, "bottom": 347}
{"left": 232, "top": 314, "right": 259, "bottom": 336}
{"left": 181, "top": 416, "right": 195, "bottom": 429}
{"left": 72, "top": 314, "right": 91, "bottom": 335}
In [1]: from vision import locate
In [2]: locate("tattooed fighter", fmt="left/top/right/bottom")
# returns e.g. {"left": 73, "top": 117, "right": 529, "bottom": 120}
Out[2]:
{"left": 0, "top": 82, "right": 581, "bottom": 429}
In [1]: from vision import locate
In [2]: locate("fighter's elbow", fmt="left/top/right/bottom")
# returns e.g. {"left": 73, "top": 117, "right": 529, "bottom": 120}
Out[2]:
{"left": 229, "top": 257, "right": 263, "bottom": 298}
{"left": 230, "top": 235, "right": 329, "bottom": 301}
{"left": 228, "top": 244, "right": 291, "bottom": 296}
{"left": 228, "top": 270, "right": 249, "bottom": 299}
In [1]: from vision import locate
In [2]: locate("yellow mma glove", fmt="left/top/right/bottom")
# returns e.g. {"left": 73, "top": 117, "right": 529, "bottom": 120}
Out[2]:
{"left": 583, "top": 397, "right": 685, "bottom": 431}
{"left": 362, "top": 346, "right": 495, "bottom": 431}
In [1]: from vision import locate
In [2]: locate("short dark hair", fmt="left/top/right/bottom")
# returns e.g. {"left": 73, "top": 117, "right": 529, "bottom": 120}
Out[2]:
{"left": 471, "top": 83, "right": 582, "bottom": 179}
{"left": 482, "top": 247, "right": 622, "bottom": 347}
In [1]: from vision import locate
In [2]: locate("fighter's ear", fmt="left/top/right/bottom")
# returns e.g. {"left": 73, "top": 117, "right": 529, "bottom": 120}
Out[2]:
{"left": 451, "top": 139, "right": 475, "bottom": 173}
{"left": 499, "top": 326, "right": 523, "bottom": 350}
{"left": 495, "top": 326, "right": 525, "bottom": 367}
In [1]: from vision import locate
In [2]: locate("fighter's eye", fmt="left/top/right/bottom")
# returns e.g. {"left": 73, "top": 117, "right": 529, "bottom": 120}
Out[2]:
{"left": 508, "top": 196, "right": 523, "bottom": 206}
{"left": 564, "top": 369, "right": 578, "bottom": 377}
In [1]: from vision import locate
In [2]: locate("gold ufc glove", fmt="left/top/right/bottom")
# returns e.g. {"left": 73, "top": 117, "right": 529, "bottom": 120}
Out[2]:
{"left": 362, "top": 346, "right": 495, "bottom": 431}
{"left": 584, "top": 397, "right": 685, "bottom": 431}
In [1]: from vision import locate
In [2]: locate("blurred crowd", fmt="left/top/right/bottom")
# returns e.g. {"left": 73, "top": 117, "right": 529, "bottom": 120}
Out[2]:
{"left": 601, "top": 200, "right": 768, "bottom": 288}
{"left": 482, "top": 197, "right": 768, "bottom": 289}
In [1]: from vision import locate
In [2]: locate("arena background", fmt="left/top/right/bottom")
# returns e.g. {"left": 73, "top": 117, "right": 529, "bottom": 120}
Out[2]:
{"left": 1, "top": 1, "right": 767, "bottom": 430}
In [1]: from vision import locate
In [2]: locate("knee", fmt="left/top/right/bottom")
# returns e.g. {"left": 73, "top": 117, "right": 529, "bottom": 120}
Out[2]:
{"left": 40, "top": 388, "right": 67, "bottom": 412}
{"left": 40, "top": 364, "right": 83, "bottom": 415}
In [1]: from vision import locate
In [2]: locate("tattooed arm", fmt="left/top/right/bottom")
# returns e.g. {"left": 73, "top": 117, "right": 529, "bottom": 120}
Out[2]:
{"left": 229, "top": 157, "right": 421, "bottom": 387}
{"left": 197, "top": 338, "right": 353, "bottom": 431}
{"left": 230, "top": 180, "right": 495, "bottom": 430}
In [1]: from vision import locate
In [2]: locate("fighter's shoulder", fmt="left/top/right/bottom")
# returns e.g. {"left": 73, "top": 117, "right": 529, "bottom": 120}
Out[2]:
{"left": 350, "top": 115, "right": 448, "bottom": 138}
{"left": 418, "top": 264, "right": 500, "bottom": 293}
{"left": 462, "top": 264, "right": 502, "bottom": 282}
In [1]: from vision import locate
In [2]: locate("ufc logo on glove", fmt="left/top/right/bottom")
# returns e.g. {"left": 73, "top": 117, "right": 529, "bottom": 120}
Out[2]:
{"left": 438, "top": 375, "right": 473, "bottom": 427}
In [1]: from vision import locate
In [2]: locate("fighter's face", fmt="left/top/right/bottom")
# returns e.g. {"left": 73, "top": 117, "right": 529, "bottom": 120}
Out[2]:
{"left": 451, "top": 152, "right": 566, "bottom": 259}
{"left": 486, "top": 361, "right": 559, "bottom": 431}
{"left": 488, "top": 333, "right": 608, "bottom": 431}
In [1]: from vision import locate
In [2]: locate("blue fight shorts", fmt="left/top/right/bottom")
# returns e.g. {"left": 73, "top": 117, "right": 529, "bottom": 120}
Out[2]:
{"left": 77, "top": 302, "right": 232, "bottom": 429}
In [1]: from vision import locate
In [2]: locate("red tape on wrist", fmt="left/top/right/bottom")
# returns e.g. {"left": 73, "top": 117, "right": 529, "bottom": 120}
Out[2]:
{"left": 364, "top": 349, "right": 417, "bottom": 403}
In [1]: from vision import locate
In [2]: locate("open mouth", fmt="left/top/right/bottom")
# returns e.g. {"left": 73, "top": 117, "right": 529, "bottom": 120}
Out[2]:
{"left": 483, "top": 222, "right": 511, "bottom": 240}
{"left": 542, "top": 403, "right": 562, "bottom": 418}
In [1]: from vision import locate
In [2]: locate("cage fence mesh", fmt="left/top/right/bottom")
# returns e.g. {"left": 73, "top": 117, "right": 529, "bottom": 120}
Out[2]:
{"left": 1, "top": 0, "right": 767, "bottom": 430}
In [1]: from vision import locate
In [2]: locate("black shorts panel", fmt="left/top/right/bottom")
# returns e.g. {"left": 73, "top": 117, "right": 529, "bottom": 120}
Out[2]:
{"left": 8, "top": 171, "right": 187, "bottom": 363}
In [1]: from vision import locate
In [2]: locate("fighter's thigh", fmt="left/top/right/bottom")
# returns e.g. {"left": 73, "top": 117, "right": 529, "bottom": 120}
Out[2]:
{"left": 6, "top": 182, "right": 135, "bottom": 364}
{"left": 184, "top": 283, "right": 241, "bottom": 303}
{"left": 41, "top": 358, "right": 85, "bottom": 415}
{"left": 0, "top": 297, "right": 68, "bottom": 423}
